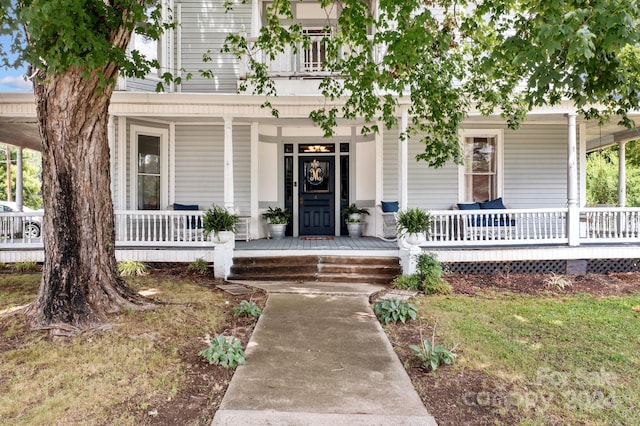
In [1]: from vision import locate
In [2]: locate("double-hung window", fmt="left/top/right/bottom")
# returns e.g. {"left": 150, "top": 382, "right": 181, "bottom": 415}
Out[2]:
{"left": 131, "top": 126, "right": 168, "bottom": 210}
{"left": 460, "top": 130, "right": 503, "bottom": 202}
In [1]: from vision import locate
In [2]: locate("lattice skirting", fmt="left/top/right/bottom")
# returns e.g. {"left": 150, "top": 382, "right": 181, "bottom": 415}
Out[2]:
{"left": 444, "top": 259, "right": 640, "bottom": 275}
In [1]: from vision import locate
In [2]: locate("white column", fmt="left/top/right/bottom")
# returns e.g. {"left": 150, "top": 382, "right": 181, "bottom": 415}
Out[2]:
{"left": 223, "top": 116, "right": 234, "bottom": 210}
{"left": 15, "top": 146, "right": 23, "bottom": 209}
{"left": 567, "top": 113, "right": 580, "bottom": 246}
{"left": 618, "top": 141, "right": 627, "bottom": 207}
{"left": 399, "top": 106, "right": 409, "bottom": 211}
{"left": 250, "top": 121, "right": 259, "bottom": 238}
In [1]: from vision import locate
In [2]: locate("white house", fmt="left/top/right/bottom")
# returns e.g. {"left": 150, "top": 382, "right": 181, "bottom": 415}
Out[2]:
{"left": 1, "top": 0, "right": 640, "bottom": 277}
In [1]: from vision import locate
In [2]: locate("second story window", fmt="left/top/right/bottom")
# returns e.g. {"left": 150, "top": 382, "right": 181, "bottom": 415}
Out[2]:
{"left": 129, "top": 3, "right": 165, "bottom": 79}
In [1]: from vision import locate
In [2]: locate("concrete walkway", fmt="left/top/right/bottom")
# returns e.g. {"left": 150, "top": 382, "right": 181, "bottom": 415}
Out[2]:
{"left": 212, "top": 281, "right": 437, "bottom": 426}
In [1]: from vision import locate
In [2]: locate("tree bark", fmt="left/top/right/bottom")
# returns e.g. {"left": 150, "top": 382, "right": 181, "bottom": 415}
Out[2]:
{"left": 26, "top": 48, "right": 154, "bottom": 331}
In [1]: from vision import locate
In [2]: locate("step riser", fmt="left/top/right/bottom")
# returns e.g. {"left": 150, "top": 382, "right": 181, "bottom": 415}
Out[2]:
{"left": 229, "top": 256, "right": 400, "bottom": 284}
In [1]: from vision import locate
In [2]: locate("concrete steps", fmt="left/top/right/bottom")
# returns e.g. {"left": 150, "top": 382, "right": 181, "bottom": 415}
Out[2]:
{"left": 228, "top": 255, "right": 400, "bottom": 284}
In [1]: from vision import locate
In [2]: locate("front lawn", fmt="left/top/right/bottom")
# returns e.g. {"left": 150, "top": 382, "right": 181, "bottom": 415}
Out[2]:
{"left": 0, "top": 269, "right": 264, "bottom": 425}
{"left": 389, "top": 288, "right": 640, "bottom": 425}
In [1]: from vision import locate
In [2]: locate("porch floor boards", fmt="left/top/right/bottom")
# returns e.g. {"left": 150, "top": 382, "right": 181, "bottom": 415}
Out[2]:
{"left": 235, "top": 236, "right": 398, "bottom": 251}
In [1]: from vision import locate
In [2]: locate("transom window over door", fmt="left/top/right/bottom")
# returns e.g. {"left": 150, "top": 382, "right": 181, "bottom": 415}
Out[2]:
{"left": 461, "top": 132, "right": 503, "bottom": 202}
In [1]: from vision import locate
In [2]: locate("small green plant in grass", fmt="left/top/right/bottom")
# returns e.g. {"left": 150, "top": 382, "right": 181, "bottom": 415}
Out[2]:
{"left": 199, "top": 335, "right": 246, "bottom": 369}
{"left": 13, "top": 261, "right": 38, "bottom": 272}
{"left": 374, "top": 298, "right": 418, "bottom": 324}
{"left": 232, "top": 300, "right": 262, "bottom": 318}
{"left": 187, "top": 258, "right": 209, "bottom": 275}
{"left": 543, "top": 273, "right": 573, "bottom": 290}
{"left": 409, "top": 323, "right": 457, "bottom": 372}
{"left": 118, "top": 260, "right": 147, "bottom": 277}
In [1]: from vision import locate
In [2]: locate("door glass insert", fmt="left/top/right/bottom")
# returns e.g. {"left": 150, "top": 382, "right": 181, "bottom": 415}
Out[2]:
{"left": 303, "top": 158, "right": 330, "bottom": 193}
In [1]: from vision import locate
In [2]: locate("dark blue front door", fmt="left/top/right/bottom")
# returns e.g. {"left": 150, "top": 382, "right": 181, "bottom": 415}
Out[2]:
{"left": 299, "top": 157, "right": 335, "bottom": 235}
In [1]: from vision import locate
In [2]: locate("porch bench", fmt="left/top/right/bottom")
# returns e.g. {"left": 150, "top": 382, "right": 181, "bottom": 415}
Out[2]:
{"left": 454, "top": 198, "right": 516, "bottom": 240}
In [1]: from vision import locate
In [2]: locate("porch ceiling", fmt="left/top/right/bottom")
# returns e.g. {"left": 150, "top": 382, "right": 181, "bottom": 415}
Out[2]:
{"left": 2, "top": 91, "right": 639, "bottom": 152}
{"left": 0, "top": 117, "right": 40, "bottom": 151}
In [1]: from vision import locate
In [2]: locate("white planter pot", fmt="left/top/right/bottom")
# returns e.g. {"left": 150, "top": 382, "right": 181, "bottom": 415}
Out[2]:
{"left": 268, "top": 223, "right": 287, "bottom": 239}
{"left": 346, "top": 221, "right": 365, "bottom": 238}
{"left": 404, "top": 232, "right": 426, "bottom": 246}
{"left": 210, "top": 230, "right": 234, "bottom": 244}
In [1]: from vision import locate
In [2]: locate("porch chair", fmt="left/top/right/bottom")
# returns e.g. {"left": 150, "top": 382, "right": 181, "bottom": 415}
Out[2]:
{"left": 378, "top": 201, "right": 399, "bottom": 241}
{"left": 171, "top": 203, "right": 204, "bottom": 242}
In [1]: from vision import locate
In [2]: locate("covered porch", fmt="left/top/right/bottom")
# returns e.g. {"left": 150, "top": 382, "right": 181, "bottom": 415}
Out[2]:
{"left": 2, "top": 206, "right": 640, "bottom": 277}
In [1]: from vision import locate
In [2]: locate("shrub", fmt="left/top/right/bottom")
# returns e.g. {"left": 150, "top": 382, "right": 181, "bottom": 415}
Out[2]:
{"left": 393, "top": 274, "right": 422, "bottom": 291}
{"left": 415, "top": 253, "right": 451, "bottom": 295}
{"left": 187, "top": 258, "right": 209, "bottom": 275}
{"left": 232, "top": 300, "right": 262, "bottom": 318}
{"left": 118, "top": 260, "right": 147, "bottom": 277}
{"left": 13, "top": 261, "right": 38, "bottom": 272}
{"left": 198, "top": 335, "right": 246, "bottom": 369}
{"left": 374, "top": 298, "right": 418, "bottom": 324}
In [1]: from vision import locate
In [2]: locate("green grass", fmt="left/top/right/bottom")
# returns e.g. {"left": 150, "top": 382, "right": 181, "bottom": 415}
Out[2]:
{"left": 0, "top": 274, "right": 41, "bottom": 313}
{"left": 0, "top": 273, "right": 229, "bottom": 425}
{"left": 416, "top": 293, "right": 640, "bottom": 425}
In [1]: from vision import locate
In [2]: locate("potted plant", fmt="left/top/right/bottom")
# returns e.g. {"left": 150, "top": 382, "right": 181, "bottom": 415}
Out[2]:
{"left": 341, "top": 203, "right": 370, "bottom": 221}
{"left": 262, "top": 206, "right": 291, "bottom": 239}
{"left": 345, "top": 217, "right": 365, "bottom": 238}
{"left": 202, "top": 204, "right": 239, "bottom": 243}
{"left": 396, "top": 207, "right": 431, "bottom": 245}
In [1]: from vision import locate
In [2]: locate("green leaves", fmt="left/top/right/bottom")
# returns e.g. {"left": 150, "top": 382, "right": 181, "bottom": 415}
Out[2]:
{"left": 198, "top": 335, "right": 246, "bottom": 369}
{"left": 374, "top": 298, "right": 418, "bottom": 325}
{"left": 232, "top": 300, "right": 263, "bottom": 318}
{"left": 409, "top": 338, "right": 457, "bottom": 372}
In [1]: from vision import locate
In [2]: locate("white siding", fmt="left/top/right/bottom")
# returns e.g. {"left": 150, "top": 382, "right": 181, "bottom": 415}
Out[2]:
{"left": 502, "top": 125, "right": 568, "bottom": 208}
{"left": 174, "top": 125, "right": 224, "bottom": 208}
{"left": 382, "top": 129, "right": 399, "bottom": 202}
{"left": 407, "top": 138, "right": 459, "bottom": 210}
{"left": 233, "top": 125, "right": 251, "bottom": 214}
{"left": 178, "top": 0, "right": 251, "bottom": 93}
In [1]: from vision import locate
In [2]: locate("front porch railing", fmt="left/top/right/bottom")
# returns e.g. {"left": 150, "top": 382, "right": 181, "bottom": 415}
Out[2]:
{"left": 426, "top": 208, "right": 569, "bottom": 246}
{"left": 2, "top": 207, "right": 640, "bottom": 250}
{"left": 581, "top": 207, "right": 640, "bottom": 242}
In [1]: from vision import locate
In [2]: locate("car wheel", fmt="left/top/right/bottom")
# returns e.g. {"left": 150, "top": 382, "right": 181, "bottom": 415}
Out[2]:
{"left": 24, "top": 222, "right": 41, "bottom": 238}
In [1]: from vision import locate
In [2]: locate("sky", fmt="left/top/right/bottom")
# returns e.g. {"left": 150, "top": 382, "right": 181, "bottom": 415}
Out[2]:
{"left": 0, "top": 35, "right": 31, "bottom": 92}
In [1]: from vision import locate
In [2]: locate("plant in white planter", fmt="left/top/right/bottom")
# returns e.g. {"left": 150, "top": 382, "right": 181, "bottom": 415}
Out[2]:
{"left": 341, "top": 203, "right": 370, "bottom": 221}
{"left": 397, "top": 207, "right": 432, "bottom": 245}
{"left": 203, "top": 205, "right": 239, "bottom": 243}
{"left": 345, "top": 217, "right": 365, "bottom": 238}
{"left": 341, "top": 203, "right": 370, "bottom": 237}
{"left": 262, "top": 206, "right": 291, "bottom": 239}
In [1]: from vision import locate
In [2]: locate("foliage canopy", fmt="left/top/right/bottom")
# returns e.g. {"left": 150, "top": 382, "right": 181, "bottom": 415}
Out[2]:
{"left": 225, "top": 0, "right": 640, "bottom": 166}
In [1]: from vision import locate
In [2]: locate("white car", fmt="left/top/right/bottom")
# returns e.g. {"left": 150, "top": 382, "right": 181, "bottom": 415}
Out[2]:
{"left": 0, "top": 201, "right": 43, "bottom": 239}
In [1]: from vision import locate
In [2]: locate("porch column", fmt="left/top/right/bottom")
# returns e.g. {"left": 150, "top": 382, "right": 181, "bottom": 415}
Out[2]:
{"left": 223, "top": 116, "right": 234, "bottom": 210}
{"left": 15, "top": 146, "right": 23, "bottom": 209}
{"left": 399, "top": 106, "right": 409, "bottom": 210}
{"left": 567, "top": 113, "right": 580, "bottom": 246}
{"left": 618, "top": 141, "right": 627, "bottom": 207}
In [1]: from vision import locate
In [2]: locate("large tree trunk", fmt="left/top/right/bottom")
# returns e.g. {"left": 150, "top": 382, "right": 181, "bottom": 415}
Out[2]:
{"left": 26, "top": 67, "right": 153, "bottom": 332}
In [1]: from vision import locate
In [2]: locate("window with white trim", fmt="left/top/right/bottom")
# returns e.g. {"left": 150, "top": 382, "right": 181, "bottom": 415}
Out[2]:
{"left": 129, "top": 3, "right": 164, "bottom": 78}
{"left": 131, "top": 126, "right": 168, "bottom": 210}
{"left": 460, "top": 131, "right": 503, "bottom": 202}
